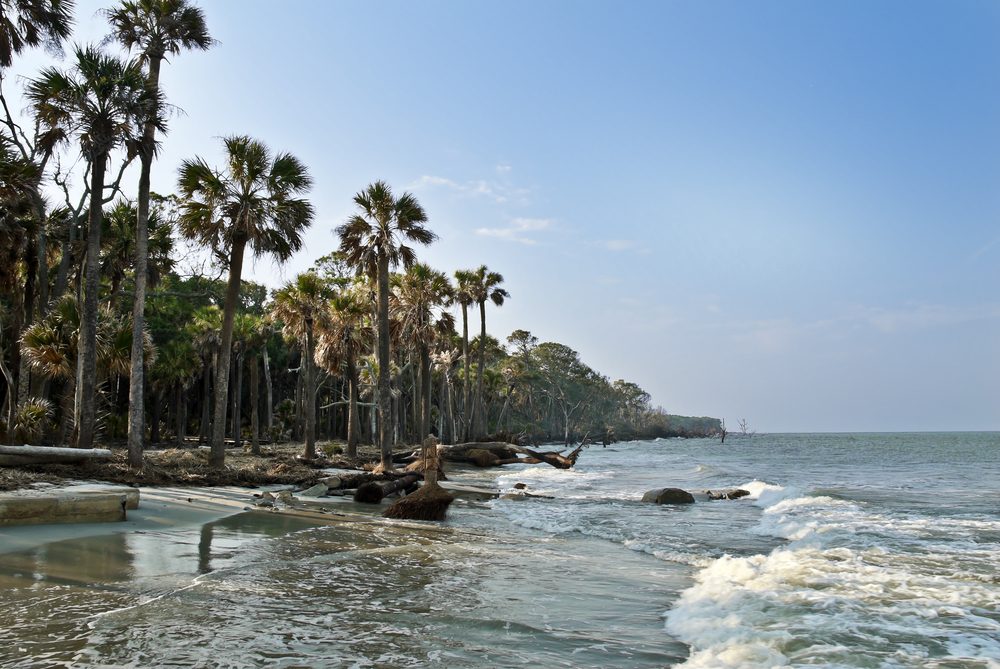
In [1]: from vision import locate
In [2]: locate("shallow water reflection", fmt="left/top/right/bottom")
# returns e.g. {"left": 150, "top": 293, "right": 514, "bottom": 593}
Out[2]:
{"left": 0, "top": 510, "right": 688, "bottom": 668}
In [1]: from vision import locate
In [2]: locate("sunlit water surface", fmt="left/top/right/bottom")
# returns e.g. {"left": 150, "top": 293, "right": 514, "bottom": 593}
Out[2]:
{"left": 1, "top": 433, "right": 998, "bottom": 668}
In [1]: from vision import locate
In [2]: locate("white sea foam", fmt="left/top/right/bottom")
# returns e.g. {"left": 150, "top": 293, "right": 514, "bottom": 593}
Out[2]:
{"left": 666, "top": 484, "right": 1000, "bottom": 668}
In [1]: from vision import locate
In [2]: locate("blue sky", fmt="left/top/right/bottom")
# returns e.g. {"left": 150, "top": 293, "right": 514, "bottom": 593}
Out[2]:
{"left": 8, "top": 0, "right": 1000, "bottom": 431}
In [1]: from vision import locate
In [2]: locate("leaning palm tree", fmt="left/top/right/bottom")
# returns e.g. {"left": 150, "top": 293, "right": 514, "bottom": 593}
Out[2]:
{"left": 105, "top": 0, "right": 212, "bottom": 469}
{"left": 26, "top": 46, "right": 158, "bottom": 449}
{"left": 336, "top": 181, "right": 435, "bottom": 471}
{"left": 0, "top": 0, "right": 74, "bottom": 68}
{"left": 466, "top": 265, "right": 509, "bottom": 439}
{"left": 178, "top": 135, "right": 313, "bottom": 468}
{"left": 269, "top": 271, "right": 332, "bottom": 460}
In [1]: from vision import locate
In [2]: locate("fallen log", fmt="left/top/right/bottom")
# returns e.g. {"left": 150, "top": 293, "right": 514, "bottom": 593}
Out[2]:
{"left": 0, "top": 445, "right": 114, "bottom": 467}
{"left": 439, "top": 442, "right": 521, "bottom": 462}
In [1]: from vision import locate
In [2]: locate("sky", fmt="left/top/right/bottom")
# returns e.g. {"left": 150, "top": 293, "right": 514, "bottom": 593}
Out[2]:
{"left": 6, "top": 0, "right": 1000, "bottom": 432}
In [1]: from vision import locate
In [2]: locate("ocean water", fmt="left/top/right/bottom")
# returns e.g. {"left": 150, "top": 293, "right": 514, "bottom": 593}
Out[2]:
{"left": 0, "top": 433, "right": 998, "bottom": 668}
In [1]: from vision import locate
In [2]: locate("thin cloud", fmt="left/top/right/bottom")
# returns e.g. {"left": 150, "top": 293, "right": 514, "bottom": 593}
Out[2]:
{"left": 410, "top": 172, "right": 529, "bottom": 205}
{"left": 587, "top": 239, "right": 651, "bottom": 254}
{"left": 475, "top": 217, "right": 554, "bottom": 245}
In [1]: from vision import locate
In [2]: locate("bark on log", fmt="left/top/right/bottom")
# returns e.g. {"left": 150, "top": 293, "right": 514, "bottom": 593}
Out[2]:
{"left": 437, "top": 441, "right": 583, "bottom": 469}
{"left": 439, "top": 442, "right": 522, "bottom": 462}
{"left": 0, "top": 445, "right": 114, "bottom": 466}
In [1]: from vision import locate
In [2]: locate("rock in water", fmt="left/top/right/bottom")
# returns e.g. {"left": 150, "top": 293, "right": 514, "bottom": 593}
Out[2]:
{"left": 298, "top": 483, "right": 329, "bottom": 498}
{"left": 706, "top": 488, "right": 750, "bottom": 501}
{"left": 641, "top": 488, "right": 695, "bottom": 504}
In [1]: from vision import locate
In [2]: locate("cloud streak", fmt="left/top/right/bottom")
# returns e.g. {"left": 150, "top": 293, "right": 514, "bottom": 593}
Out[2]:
{"left": 410, "top": 173, "right": 529, "bottom": 205}
{"left": 475, "top": 217, "right": 554, "bottom": 245}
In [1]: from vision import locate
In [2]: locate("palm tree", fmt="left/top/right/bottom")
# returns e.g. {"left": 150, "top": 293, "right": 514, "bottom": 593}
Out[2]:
{"left": 466, "top": 265, "right": 508, "bottom": 439}
{"left": 20, "top": 294, "right": 153, "bottom": 444}
{"left": 336, "top": 181, "right": 435, "bottom": 470}
{"left": 26, "top": 46, "right": 158, "bottom": 449}
{"left": 178, "top": 135, "right": 313, "bottom": 468}
{"left": 105, "top": 0, "right": 212, "bottom": 469}
{"left": 0, "top": 0, "right": 74, "bottom": 68}
{"left": 316, "top": 284, "right": 369, "bottom": 458}
{"left": 100, "top": 200, "right": 173, "bottom": 308}
{"left": 393, "top": 263, "right": 453, "bottom": 440}
{"left": 269, "top": 272, "right": 332, "bottom": 460}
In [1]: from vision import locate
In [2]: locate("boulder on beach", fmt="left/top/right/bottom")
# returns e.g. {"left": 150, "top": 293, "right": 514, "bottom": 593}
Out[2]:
{"left": 298, "top": 483, "right": 328, "bottom": 498}
{"left": 641, "top": 488, "right": 695, "bottom": 504}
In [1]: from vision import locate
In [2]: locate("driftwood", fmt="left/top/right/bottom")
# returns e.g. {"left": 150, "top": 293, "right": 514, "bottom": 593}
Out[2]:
{"left": 517, "top": 444, "right": 585, "bottom": 469}
{"left": 0, "top": 445, "right": 114, "bottom": 467}
{"left": 439, "top": 442, "right": 522, "bottom": 463}
{"left": 437, "top": 441, "right": 584, "bottom": 469}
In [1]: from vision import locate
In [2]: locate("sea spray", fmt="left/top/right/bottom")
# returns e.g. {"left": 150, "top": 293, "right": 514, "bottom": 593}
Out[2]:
{"left": 665, "top": 477, "right": 1000, "bottom": 667}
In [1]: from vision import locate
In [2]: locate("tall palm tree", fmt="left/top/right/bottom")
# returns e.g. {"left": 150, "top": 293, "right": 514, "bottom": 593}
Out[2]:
{"left": 105, "top": 0, "right": 212, "bottom": 469}
{"left": 178, "top": 135, "right": 313, "bottom": 468}
{"left": 26, "top": 45, "right": 158, "bottom": 449}
{"left": 269, "top": 271, "right": 331, "bottom": 460}
{"left": 466, "top": 265, "right": 508, "bottom": 439}
{"left": 453, "top": 268, "right": 475, "bottom": 441}
{"left": 393, "top": 263, "right": 453, "bottom": 440}
{"left": 0, "top": 0, "right": 74, "bottom": 68}
{"left": 336, "top": 181, "right": 434, "bottom": 470}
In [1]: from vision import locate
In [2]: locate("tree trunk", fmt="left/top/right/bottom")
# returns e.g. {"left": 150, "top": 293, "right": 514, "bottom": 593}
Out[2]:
{"left": 52, "top": 213, "right": 76, "bottom": 304}
{"left": 460, "top": 302, "right": 470, "bottom": 441}
{"left": 209, "top": 238, "right": 246, "bottom": 467}
{"left": 438, "top": 369, "right": 447, "bottom": 443}
{"left": 249, "top": 353, "right": 260, "bottom": 454}
{"left": 149, "top": 387, "right": 161, "bottom": 445}
{"left": 293, "top": 362, "right": 302, "bottom": 441}
{"left": 346, "top": 353, "right": 360, "bottom": 458}
{"left": 420, "top": 343, "right": 432, "bottom": 440}
{"left": 199, "top": 353, "right": 211, "bottom": 442}
{"left": 474, "top": 300, "right": 487, "bottom": 439}
{"left": 75, "top": 153, "right": 108, "bottom": 450}
{"left": 175, "top": 381, "right": 186, "bottom": 446}
{"left": 125, "top": 64, "right": 162, "bottom": 469}
{"left": 233, "top": 352, "right": 243, "bottom": 451}
{"left": 376, "top": 255, "right": 392, "bottom": 470}
{"left": 262, "top": 347, "right": 273, "bottom": 436}
{"left": 302, "top": 320, "right": 316, "bottom": 459}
